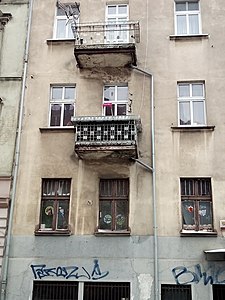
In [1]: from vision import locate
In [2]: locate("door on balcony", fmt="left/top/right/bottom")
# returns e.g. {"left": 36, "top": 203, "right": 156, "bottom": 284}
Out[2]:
{"left": 106, "top": 4, "right": 129, "bottom": 43}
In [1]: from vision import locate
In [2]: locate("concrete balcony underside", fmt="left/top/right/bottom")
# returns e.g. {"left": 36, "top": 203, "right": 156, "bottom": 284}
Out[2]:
{"left": 74, "top": 43, "right": 137, "bottom": 68}
{"left": 72, "top": 115, "right": 141, "bottom": 160}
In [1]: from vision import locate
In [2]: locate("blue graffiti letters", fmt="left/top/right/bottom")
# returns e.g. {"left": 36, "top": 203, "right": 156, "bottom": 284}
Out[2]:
{"left": 31, "top": 259, "right": 109, "bottom": 280}
{"left": 172, "top": 264, "right": 225, "bottom": 285}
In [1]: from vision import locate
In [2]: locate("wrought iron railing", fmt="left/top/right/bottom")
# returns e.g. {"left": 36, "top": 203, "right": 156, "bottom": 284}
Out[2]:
{"left": 74, "top": 21, "right": 140, "bottom": 45}
{"left": 72, "top": 116, "right": 141, "bottom": 146}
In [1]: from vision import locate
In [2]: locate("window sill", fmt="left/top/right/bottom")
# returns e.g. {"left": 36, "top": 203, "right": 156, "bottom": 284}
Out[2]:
{"left": 169, "top": 34, "right": 209, "bottom": 41}
{"left": 34, "top": 229, "right": 71, "bottom": 236}
{"left": 39, "top": 127, "right": 75, "bottom": 133}
{"left": 180, "top": 230, "right": 217, "bottom": 237}
{"left": 46, "top": 38, "right": 75, "bottom": 45}
{"left": 95, "top": 229, "right": 131, "bottom": 237}
{"left": 171, "top": 125, "right": 215, "bottom": 132}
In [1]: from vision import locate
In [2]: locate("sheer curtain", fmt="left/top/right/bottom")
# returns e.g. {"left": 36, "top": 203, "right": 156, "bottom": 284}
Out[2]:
{"left": 189, "top": 14, "right": 199, "bottom": 34}
{"left": 177, "top": 15, "right": 187, "bottom": 34}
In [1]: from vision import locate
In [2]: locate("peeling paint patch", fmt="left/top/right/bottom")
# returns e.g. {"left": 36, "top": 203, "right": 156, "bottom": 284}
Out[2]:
{"left": 138, "top": 274, "right": 153, "bottom": 300}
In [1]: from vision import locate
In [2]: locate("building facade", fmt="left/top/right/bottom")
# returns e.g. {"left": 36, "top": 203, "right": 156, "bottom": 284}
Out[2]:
{"left": 0, "top": 0, "right": 29, "bottom": 286}
{"left": 3, "top": 0, "right": 225, "bottom": 299}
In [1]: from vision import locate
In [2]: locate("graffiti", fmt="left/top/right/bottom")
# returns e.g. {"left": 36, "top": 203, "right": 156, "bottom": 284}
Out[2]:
{"left": 172, "top": 264, "right": 225, "bottom": 285}
{"left": 31, "top": 259, "right": 109, "bottom": 280}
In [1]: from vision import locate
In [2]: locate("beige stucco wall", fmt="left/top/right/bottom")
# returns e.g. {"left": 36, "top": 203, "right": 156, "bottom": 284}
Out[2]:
{"left": 13, "top": 0, "right": 225, "bottom": 240}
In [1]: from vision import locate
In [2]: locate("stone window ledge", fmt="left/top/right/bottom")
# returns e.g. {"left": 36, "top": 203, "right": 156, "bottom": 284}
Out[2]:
{"left": 46, "top": 38, "right": 75, "bottom": 45}
{"left": 95, "top": 229, "right": 131, "bottom": 237}
{"left": 39, "top": 127, "right": 75, "bottom": 133}
{"left": 169, "top": 34, "right": 209, "bottom": 41}
{"left": 180, "top": 230, "right": 217, "bottom": 237}
{"left": 171, "top": 125, "right": 215, "bottom": 132}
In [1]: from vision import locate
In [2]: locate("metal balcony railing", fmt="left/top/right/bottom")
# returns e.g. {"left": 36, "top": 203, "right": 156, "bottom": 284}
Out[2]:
{"left": 74, "top": 21, "right": 140, "bottom": 45}
{"left": 72, "top": 116, "right": 141, "bottom": 146}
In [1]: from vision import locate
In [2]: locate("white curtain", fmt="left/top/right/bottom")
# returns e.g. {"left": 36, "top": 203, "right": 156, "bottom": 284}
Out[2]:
{"left": 189, "top": 14, "right": 199, "bottom": 34}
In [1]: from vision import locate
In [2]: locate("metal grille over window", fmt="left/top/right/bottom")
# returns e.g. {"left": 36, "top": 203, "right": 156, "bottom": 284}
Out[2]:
{"left": 213, "top": 284, "right": 225, "bottom": 300}
{"left": 99, "top": 179, "right": 129, "bottom": 231}
{"left": 32, "top": 281, "right": 78, "bottom": 300}
{"left": 180, "top": 178, "right": 213, "bottom": 232}
{"left": 161, "top": 284, "right": 192, "bottom": 300}
{"left": 39, "top": 179, "right": 71, "bottom": 232}
{"left": 84, "top": 282, "right": 130, "bottom": 300}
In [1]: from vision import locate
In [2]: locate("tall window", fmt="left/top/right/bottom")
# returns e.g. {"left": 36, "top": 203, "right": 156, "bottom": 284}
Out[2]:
{"left": 180, "top": 178, "right": 213, "bottom": 231}
{"left": 178, "top": 82, "right": 206, "bottom": 126}
{"left": 49, "top": 85, "right": 75, "bottom": 127}
{"left": 175, "top": 1, "right": 201, "bottom": 35}
{"left": 161, "top": 284, "right": 192, "bottom": 300}
{"left": 106, "top": 4, "right": 129, "bottom": 43}
{"left": 39, "top": 179, "right": 71, "bottom": 232}
{"left": 54, "top": 3, "right": 79, "bottom": 39}
{"left": 99, "top": 179, "right": 129, "bottom": 231}
{"left": 103, "top": 85, "right": 128, "bottom": 116}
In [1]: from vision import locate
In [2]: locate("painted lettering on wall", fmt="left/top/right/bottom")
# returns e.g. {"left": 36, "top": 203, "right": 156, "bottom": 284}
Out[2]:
{"left": 31, "top": 259, "right": 109, "bottom": 280}
{"left": 172, "top": 264, "right": 225, "bottom": 285}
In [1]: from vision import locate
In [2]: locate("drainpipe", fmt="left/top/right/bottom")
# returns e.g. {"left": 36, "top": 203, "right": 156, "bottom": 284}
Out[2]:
{"left": 0, "top": 0, "right": 34, "bottom": 299}
{"left": 131, "top": 65, "right": 159, "bottom": 300}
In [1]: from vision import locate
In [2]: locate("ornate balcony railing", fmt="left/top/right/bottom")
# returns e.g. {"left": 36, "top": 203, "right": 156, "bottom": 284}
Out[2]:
{"left": 72, "top": 115, "right": 142, "bottom": 159}
{"left": 74, "top": 21, "right": 140, "bottom": 68}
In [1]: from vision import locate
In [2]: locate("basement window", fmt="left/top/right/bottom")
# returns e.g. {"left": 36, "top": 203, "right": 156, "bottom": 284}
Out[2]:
{"left": 161, "top": 284, "right": 192, "bottom": 300}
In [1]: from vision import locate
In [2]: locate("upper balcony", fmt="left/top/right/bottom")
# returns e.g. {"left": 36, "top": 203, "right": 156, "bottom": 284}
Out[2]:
{"left": 71, "top": 115, "right": 142, "bottom": 160}
{"left": 74, "top": 21, "right": 140, "bottom": 68}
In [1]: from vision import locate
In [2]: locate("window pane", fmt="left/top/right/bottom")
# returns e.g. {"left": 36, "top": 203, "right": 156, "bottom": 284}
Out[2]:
{"left": 42, "top": 180, "right": 56, "bottom": 196}
{"left": 67, "top": 22, "right": 74, "bottom": 38}
{"left": 179, "top": 102, "right": 191, "bottom": 125}
{"left": 189, "top": 14, "right": 199, "bottom": 34}
{"left": 56, "top": 19, "right": 66, "bottom": 38}
{"left": 116, "top": 200, "right": 128, "bottom": 230}
{"left": 193, "top": 101, "right": 205, "bottom": 125}
{"left": 192, "top": 83, "right": 203, "bottom": 97}
{"left": 99, "top": 201, "right": 112, "bottom": 230}
{"left": 104, "top": 86, "right": 115, "bottom": 102}
{"left": 64, "top": 87, "right": 75, "bottom": 99}
{"left": 117, "top": 86, "right": 128, "bottom": 101}
{"left": 188, "top": 1, "right": 199, "bottom": 11}
{"left": 108, "top": 6, "right": 116, "bottom": 15}
{"left": 41, "top": 200, "right": 54, "bottom": 229}
{"left": 105, "top": 104, "right": 115, "bottom": 116}
{"left": 179, "top": 84, "right": 190, "bottom": 97}
{"left": 177, "top": 15, "right": 187, "bottom": 34}
{"left": 57, "top": 200, "right": 69, "bottom": 229}
{"left": 117, "top": 104, "right": 127, "bottom": 116}
{"left": 63, "top": 104, "right": 74, "bottom": 126}
{"left": 52, "top": 87, "right": 63, "bottom": 99}
{"left": 57, "top": 180, "right": 71, "bottom": 196}
{"left": 50, "top": 104, "right": 61, "bottom": 126}
{"left": 176, "top": 3, "right": 186, "bottom": 11}
{"left": 118, "top": 5, "right": 127, "bottom": 14}
{"left": 182, "top": 200, "right": 195, "bottom": 227}
{"left": 199, "top": 201, "right": 212, "bottom": 227}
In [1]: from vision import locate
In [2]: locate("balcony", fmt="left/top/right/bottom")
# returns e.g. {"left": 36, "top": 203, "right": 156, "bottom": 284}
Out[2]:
{"left": 72, "top": 115, "right": 142, "bottom": 160}
{"left": 74, "top": 21, "right": 140, "bottom": 68}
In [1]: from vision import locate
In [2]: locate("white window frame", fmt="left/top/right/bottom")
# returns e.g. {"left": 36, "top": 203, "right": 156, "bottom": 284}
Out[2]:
{"left": 53, "top": 5, "right": 75, "bottom": 39}
{"left": 102, "top": 84, "right": 128, "bottom": 116}
{"left": 174, "top": 1, "right": 202, "bottom": 35}
{"left": 49, "top": 85, "right": 75, "bottom": 127}
{"left": 177, "top": 82, "right": 206, "bottom": 126}
{"left": 105, "top": 4, "right": 129, "bottom": 43}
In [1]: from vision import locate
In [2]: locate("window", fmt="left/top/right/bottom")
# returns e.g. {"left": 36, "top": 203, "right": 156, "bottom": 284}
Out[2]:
{"left": 180, "top": 178, "right": 213, "bottom": 232}
{"left": 174, "top": 1, "right": 201, "bottom": 35}
{"left": 161, "top": 284, "right": 192, "bottom": 300}
{"left": 32, "top": 281, "right": 78, "bottom": 300}
{"left": 54, "top": 3, "right": 79, "bottom": 39}
{"left": 84, "top": 282, "right": 130, "bottom": 300}
{"left": 103, "top": 85, "right": 128, "bottom": 116}
{"left": 99, "top": 179, "right": 129, "bottom": 232}
{"left": 106, "top": 4, "right": 129, "bottom": 43}
{"left": 177, "top": 82, "right": 206, "bottom": 126}
{"left": 213, "top": 285, "right": 225, "bottom": 300}
{"left": 38, "top": 179, "right": 71, "bottom": 232}
{"left": 49, "top": 85, "right": 75, "bottom": 127}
